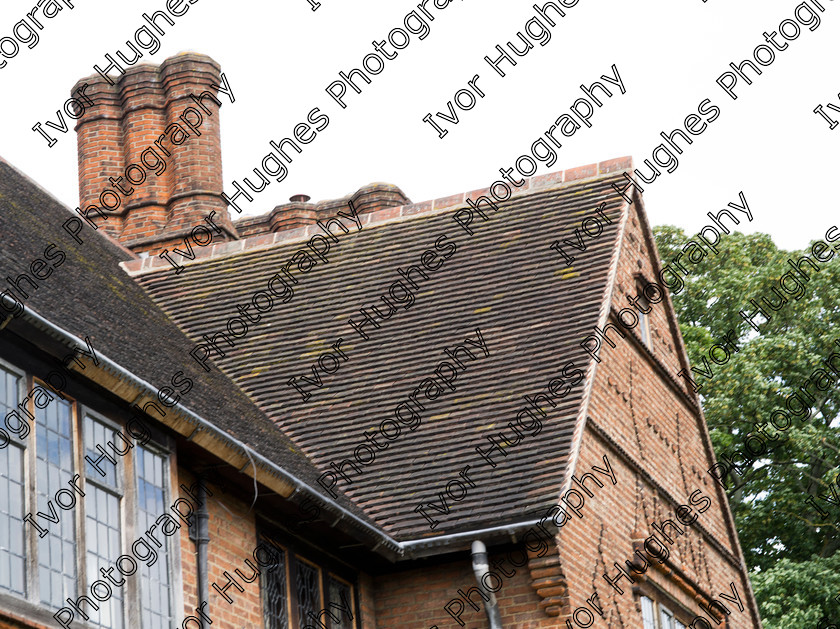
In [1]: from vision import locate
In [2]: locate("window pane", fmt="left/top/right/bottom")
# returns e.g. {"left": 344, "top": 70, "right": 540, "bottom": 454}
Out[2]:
{"left": 36, "top": 397, "right": 76, "bottom": 608}
{"left": 85, "top": 485, "right": 123, "bottom": 629}
{"left": 0, "top": 366, "right": 25, "bottom": 597}
{"left": 261, "top": 543, "right": 288, "bottom": 629}
{"left": 0, "top": 441, "right": 25, "bottom": 595}
{"left": 641, "top": 596, "right": 656, "bottom": 629}
{"left": 660, "top": 606, "right": 675, "bottom": 629}
{"left": 328, "top": 577, "right": 353, "bottom": 629}
{"left": 135, "top": 446, "right": 171, "bottom": 629}
{"left": 85, "top": 415, "right": 119, "bottom": 489}
{"left": 0, "top": 368, "right": 19, "bottom": 420}
{"left": 295, "top": 559, "right": 321, "bottom": 629}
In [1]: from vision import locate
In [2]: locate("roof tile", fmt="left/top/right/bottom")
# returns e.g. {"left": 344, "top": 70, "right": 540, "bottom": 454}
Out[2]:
{"left": 135, "top": 165, "right": 633, "bottom": 539}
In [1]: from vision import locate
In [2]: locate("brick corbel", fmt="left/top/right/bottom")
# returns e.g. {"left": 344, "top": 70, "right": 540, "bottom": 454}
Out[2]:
{"left": 527, "top": 544, "right": 570, "bottom": 617}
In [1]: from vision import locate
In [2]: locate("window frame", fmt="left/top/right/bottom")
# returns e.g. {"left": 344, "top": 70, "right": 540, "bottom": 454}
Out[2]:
{"left": 634, "top": 274, "right": 653, "bottom": 351}
{"left": 325, "top": 573, "right": 355, "bottom": 629}
{"left": 641, "top": 594, "right": 656, "bottom": 629}
{"left": 0, "top": 357, "right": 29, "bottom": 599}
{"left": 32, "top": 385, "right": 81, "bottom": 610}
{"left": 260, "top": 532, "right": 359, "bottom": 629}
{"left": 261, "top": 539, "right": 291, "bottom": 629}
{"left": 132, "top": 439, "right": 177, "bottom": 629}
{"left": 0, "top": 359, "right": 179, "bottom": 629}
{"left": 639, "top": 594, "right": 691, "bottom": 629}
{"left": 81, "top": 407, "right": 128, "bottom": 629}
{"left": 659, "top": 604, "right": 674, "bottom": 629}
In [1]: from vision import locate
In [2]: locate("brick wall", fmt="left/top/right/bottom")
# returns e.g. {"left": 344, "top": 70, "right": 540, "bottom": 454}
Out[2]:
{"left": 357, "top": 572, "right": 377, "bottom": 629}
{"left": 553, "top": 198, "right": 761, "bottom": 628}
{"left": 373, "top": 551, "right": 563, "bottom": 629}
{"left": 354, "top": 182, "right": 762, "bottom": 629}
{"left": 177, "top": 468, "right": 263, "bottom": 629}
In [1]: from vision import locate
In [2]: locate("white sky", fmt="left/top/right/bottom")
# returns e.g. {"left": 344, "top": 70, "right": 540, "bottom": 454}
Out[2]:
{"left": 1, "top": 0, "right": 837, "bottom": 251}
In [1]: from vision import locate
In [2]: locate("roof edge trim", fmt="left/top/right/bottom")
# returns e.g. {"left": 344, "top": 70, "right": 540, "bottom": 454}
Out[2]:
{"left": 10, "top": 307, "right": 579, "bottom": 560}
{"left": 14, "top": 305, "right": 405, "bottom": 558}
{"left": 555, "top": 177, "right": 633, "bottom": 506}
{"left": 398, "top": 517, "right": 560, "bottom": 560}
{"left": 123, "top": 157, "right": 634, "bottom": 276}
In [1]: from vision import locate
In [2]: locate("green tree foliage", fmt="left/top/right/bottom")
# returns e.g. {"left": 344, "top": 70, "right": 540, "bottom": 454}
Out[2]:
{"left": 652, "top": 225, "right": 840, "bottom": 628}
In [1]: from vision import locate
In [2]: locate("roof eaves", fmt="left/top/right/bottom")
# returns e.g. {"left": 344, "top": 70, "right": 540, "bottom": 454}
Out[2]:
{"left": 396, "top": 517, "right": 561, "bottom": 560}
{"left": 13, "top": 303, "right": 406, "bottom": 560}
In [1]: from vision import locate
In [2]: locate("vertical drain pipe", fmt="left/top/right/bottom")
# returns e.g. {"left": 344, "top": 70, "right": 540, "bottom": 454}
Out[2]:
{"left": 196, "top": 479, "right": 210, "bottom": 627}
{"left": 471, "top": 541, "right": 504, "bottom": 629}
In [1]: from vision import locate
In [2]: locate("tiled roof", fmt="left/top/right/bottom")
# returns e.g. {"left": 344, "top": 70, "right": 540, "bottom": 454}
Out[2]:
{"left": 132, "top": 160, "right": 632, "bottom": 540}
{"left": 0, "top": 158, "right": 362, "bottom": 522}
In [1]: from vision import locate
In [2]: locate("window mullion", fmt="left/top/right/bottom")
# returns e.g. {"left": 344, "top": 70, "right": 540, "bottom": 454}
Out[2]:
{"left": 24, "top": 373, "right": 38, "bottom": 605}
{"left": 74, "top": 399, "right": 87, "bottom": 614}
{"left": 122, "top": 439, "right": 138, "bottom": 629}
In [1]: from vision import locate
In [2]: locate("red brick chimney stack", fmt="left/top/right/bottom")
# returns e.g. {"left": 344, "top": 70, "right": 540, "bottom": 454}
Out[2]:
{"left": 118, "top": 65, "right": 169, "bottom": 240}
{"left": 72, "top": 53, "right": 235, "bottom": 255}
{"left": 73, "top": 77, "right": 123, "bottom": 236}
{"left": 73, "top": 52, "right": 416, "bottom": 256}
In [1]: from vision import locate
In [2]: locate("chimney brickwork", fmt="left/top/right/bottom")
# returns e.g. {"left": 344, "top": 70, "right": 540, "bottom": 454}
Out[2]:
{"left": 269, "top": 203, "right": 319, "bottom": 232}
{"left": 73, "top": 52, "right": 414, "bottom": 262}
{"left": 347, "top": 182, "right": 408, "bottom": 216}
{"left": 232, "top": 183, "right": 411, "bottom": 240}
{"left": 73, "top": 53, "right": 235, "bottom": 256}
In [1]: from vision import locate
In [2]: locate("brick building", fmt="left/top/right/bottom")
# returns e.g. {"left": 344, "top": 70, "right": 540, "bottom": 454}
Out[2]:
{"left": 0, "top": 53, "right": 762, "bottom": 629}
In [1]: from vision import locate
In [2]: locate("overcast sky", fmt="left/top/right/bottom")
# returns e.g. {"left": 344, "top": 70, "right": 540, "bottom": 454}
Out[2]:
{"left": 1, "top": 0, "right": 836, "bottom": 252}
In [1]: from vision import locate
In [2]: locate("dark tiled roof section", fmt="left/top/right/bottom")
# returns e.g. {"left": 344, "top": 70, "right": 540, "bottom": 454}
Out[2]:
{"left": 0, "top": 159, "right": 360, "bottom": 520}
{"left": 134, "top": 166, "right": 630, "bottom": 540}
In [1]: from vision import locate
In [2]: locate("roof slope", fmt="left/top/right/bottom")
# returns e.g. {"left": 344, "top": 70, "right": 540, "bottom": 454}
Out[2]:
{"left": 134, "top": 164, "right": 632, "bottom": 539}
{"left": 0, "top": 158, "right": 344, "bottom": 516}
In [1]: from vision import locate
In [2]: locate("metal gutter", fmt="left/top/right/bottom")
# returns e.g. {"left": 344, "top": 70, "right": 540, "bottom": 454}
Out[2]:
{"left": 398, "top": 518, "right": 550, "bottom": 557}
{"left": 15, "top": 307, "right": 560, "bottom": 561}
{"left": 16, "top": 307, "right": 403, "bottom": 556}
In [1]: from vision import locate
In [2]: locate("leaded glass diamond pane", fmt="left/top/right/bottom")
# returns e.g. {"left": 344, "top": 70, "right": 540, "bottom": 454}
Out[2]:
{"left": 263, "top": 545, "right": 288, "bottom": 629}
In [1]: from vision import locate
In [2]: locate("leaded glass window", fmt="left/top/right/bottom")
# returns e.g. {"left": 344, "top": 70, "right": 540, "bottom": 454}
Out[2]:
{"left": 0, "top": 365, "right": 25, "bottom": 596}
{"left": 660, "top": 606, "right": 675, "bottom": 629}
{"left": 261, "top": 538, "right": 356, "bottom": 629}
{"left": 641, "top": 595, "right": 688, "bottom": 629}
{"left": 641, "top": 596, "right": 656, "bottom": 629}
{"left": 295, "top": 558, "right": 321, "bottom": 628}
{"left": 0, "top": 443, "right": 25, "bottom": 595}
{"left": 36, "top": 396, "right": 76, "bottom": 609}
{"left": 263, "top": 544, "right": 288, "bottom": 629}
{"left": 0, "top": 359, "right": 175, "bottom": 629}
{"left": 136, "top": 446, "right": 172, "bottom": 629}
{"left": 84, "top": 415, "right": 123, "bottom": 629}
{"left": 84, "top": 413, "right": 120, "bottom": 486}
{"left": 328, "top": 577, "right": 353, "bottom": 629}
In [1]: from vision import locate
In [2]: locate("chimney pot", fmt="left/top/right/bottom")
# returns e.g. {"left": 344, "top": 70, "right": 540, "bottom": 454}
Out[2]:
{"left": 289, "top": 194, "right": 311, "bottom": 203}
